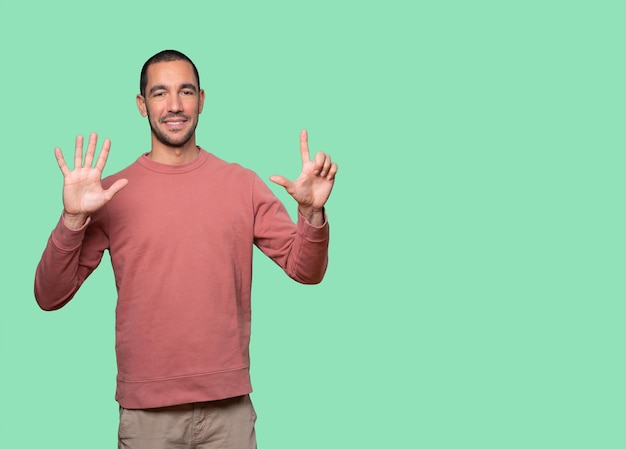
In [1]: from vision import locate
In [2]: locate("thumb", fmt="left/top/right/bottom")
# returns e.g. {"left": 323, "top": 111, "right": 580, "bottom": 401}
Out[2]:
{"left": 104, "top": 178, "right": 129, "bottom": 199}
{"left": 269, "top": 175, "right": 291, "bottom": 188}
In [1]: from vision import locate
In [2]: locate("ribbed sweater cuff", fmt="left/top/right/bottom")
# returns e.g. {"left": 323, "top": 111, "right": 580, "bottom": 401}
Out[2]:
{"left": 296, "top": 211, "right": 329, "bottom": 242}
{"left": 51, "top": 212, "right": 91, "bottom": 251}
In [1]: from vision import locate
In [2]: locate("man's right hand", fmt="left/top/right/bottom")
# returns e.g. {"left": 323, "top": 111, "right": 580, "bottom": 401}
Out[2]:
{"left": 55, "top": 133, "right": 128, "bottom": 230}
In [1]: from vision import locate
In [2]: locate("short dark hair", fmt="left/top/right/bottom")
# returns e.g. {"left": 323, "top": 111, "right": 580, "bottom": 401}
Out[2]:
{"left": 139, "top": 50, "right": 200, "bottom": 96}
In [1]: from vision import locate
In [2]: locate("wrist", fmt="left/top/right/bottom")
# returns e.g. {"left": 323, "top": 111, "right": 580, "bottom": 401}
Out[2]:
{"left": 298, "top": 206, "right": 325, "bottom": 226}
{"left": 62, "top": 211, "right": 89, "bottom": 231}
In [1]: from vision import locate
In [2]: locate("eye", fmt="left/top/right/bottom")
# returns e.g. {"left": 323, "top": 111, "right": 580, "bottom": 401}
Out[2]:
{"left": 181, "top": 90, "right": 194, "bottom": 96}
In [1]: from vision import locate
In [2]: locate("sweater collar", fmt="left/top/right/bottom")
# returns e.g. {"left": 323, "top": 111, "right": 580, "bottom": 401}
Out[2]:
{"left": 137, "top": 147, "right": 209, "bottom": 173}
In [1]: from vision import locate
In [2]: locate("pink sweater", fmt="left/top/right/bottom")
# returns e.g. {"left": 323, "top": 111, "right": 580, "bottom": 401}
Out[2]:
{"left": 34, "top": 149, "right": 329, "bottom": 409}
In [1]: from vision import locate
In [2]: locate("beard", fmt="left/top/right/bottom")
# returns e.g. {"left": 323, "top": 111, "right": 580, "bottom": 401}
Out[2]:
{"left": 147, "top": 112, "right": 198, "bottom": 148}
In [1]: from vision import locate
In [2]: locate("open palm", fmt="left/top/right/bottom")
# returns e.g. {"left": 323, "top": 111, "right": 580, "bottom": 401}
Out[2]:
{"left": 55, "top": 133, "right": 128, "bottom": 221}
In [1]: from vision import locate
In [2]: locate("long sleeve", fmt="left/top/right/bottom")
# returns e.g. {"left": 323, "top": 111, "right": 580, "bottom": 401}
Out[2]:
{"left": 32, "top": 151, "right": 333, "bottom": 409}
{"left": 34, "top": 212, "right": 108, "bottom": 311}
{"left": 252, "top": 176, "right": 330, "bottom": 284}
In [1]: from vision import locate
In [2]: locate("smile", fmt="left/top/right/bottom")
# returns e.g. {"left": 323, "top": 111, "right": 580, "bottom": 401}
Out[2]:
{"left": 161, "top": 116, "right": 190, "bottom": 130}
{"left": 160, "top": 114, "right": 190, "bottom": 125}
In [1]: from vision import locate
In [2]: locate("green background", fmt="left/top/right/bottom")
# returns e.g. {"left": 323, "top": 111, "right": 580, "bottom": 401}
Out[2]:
{"left": 1, "top": 0, "right": 625, "bottom": 447}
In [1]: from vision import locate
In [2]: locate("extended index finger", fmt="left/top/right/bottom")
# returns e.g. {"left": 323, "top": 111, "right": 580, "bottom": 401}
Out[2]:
{"left": 300, "top": 129, "right": 310, "bottom": 164}
{"left": 94, "top": 138, "right": 112, "bottom": 172}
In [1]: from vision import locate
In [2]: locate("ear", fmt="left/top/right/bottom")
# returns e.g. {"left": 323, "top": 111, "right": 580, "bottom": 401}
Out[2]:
{"left": 198, "top": 89, "right": 206, "bottom": 114}
{"left": 136, "top": 94, "right": 148, "bottom": 117}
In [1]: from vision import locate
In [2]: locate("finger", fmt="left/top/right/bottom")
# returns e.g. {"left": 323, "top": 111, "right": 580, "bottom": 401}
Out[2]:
{"left": 74, "top": 135, "right": 84, "bottom": 168}
{"left": 94, "top": 138, "right": 111, "bottom": 173}
{"left": 104, "top": 178, "right": 129, "bottom": 199}
{"left": 312, "top": 151, "right": 326, "bottom": 175}
{"left": 300, "top": 129, "right": 310, "bottom": 165}
{"left": 319, "top": 153, "right": 332, "bottom": 178}
{"left": 84, "top": 132, "right": 98, "bottom": 167}
{"left": 327, "top": 162, "right": 338, "bottom": 181}
{"left": 269, "top": 175, "right": 292, "bottom": 189}
{"left": 55, "top": 147, "right": 71, "bottom": 177}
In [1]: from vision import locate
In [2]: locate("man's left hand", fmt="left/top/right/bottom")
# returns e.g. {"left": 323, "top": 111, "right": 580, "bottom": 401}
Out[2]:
{"left": 270, "top": 129, "right": 338, "bottom": 226}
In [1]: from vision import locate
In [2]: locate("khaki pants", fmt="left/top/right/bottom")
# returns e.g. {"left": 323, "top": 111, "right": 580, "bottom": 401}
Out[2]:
{"left": 118, "top": 395, "right": 257, "bottom": 449}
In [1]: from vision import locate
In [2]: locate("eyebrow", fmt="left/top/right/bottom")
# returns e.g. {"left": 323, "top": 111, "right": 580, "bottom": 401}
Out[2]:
{"left": 149, "top": 83, "right": 198, "bottom": 95}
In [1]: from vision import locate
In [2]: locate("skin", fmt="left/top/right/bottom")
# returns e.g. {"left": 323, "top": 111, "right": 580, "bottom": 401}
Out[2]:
{"left": 136, "top": 60, "right": 205, "bottom": 164}
{"left": 55, "top": 60, "right": 338, "bottom": 230}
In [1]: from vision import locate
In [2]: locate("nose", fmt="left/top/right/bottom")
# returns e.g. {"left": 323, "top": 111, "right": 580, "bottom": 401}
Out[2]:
{"left": 167, "top": 93, "right": 183, "bottom": 112}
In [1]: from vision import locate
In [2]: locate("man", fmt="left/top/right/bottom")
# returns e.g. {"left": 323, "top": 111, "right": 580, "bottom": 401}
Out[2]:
{"left": 34, "top": 49, "right": 337, "bottom": 449}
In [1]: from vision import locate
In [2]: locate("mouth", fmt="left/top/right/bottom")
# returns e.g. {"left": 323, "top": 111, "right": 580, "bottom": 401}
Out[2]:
{"left": 161, "top": 115, "right": 189, "bottom": 130}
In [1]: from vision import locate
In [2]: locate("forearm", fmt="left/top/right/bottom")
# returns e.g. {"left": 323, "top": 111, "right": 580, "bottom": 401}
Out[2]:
{"left": 34, "top": 237, "right": 82, "bottom": 311}
{"left": 254, "top": 175, "right": 330, "bottom": 284}
{"left": 33, "top": 214, "right": 102, "bottom": 310}
{"left": 281, "top": 211, "right": 330, "bottom": 284}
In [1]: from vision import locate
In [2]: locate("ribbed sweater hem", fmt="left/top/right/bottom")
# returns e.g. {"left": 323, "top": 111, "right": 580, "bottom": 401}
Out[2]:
{"left": 116, "top": 365, "right": 252, "bottom": 409}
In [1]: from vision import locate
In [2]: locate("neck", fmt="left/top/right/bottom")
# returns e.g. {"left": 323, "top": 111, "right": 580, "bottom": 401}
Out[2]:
{"left": 148, "top": 139, "right": 199, "bottom": 165}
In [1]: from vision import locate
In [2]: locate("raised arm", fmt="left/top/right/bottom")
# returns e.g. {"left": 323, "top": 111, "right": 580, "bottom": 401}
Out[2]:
{"left": 269, "top": 130, "right": 338, "bottom": 226}
{"left": 34, "top": 133, "right": 127, "bottom": 310}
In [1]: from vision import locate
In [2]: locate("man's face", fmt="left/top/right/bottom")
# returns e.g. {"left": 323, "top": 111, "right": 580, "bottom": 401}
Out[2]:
{"left": 137, "top": 60, "right": 205, "bottom": 148}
